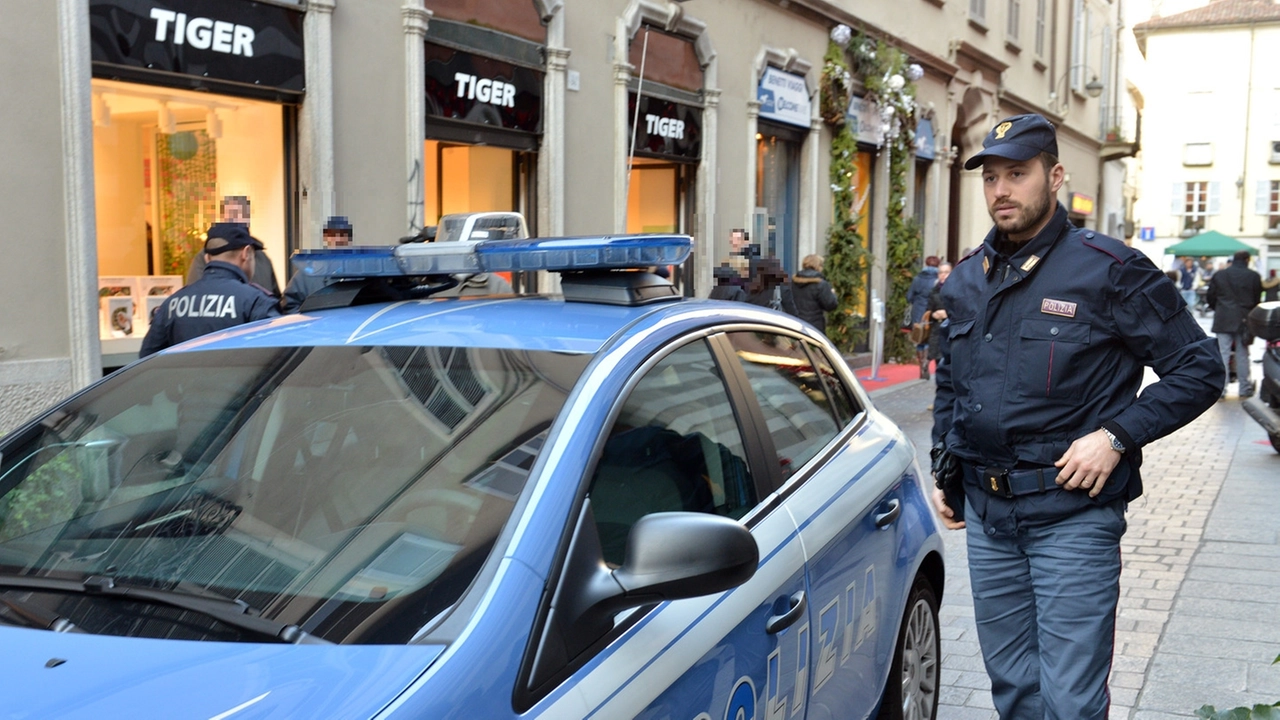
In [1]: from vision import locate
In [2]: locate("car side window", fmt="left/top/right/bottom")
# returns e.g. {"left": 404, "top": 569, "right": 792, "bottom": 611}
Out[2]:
{"left": 803, "top": 339, "right": 862, "bottom": 425}
{"left": 725, "top": 331, "right": 843, "bottom": 479}
{"left": 588, "top": 339, "right": 755, "bottom": 566}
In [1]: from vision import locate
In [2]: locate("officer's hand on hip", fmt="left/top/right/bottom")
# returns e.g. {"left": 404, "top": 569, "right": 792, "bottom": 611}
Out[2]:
{"left": 1054, "top": 430, "right": 1122, "bottom": 498}
{"left": 931, "top": 488, "right": 966, "bottom": 530}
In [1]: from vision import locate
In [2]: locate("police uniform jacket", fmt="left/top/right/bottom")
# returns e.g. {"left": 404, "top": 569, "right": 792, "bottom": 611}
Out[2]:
{"left": 933, "top": 204, "right": 1222, "bottom": 507}
{"left": 140, "top": 261, "right": 281, "bottom": 357}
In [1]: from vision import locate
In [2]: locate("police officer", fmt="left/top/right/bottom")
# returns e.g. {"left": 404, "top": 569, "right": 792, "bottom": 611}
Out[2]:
{"left": 931, "top": 114, "right": 1222, "bottom": 719}
{"left": 140, "top": 223, "right": 281, "bottom": 357}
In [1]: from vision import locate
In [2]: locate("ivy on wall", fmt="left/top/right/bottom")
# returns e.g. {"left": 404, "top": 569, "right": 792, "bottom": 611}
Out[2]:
{"left": 819, "top": 26, "right": 926, "bottom": 363}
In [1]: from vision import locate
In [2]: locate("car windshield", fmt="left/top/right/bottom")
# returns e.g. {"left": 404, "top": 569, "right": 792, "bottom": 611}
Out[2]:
{"left": 0, "top": 345, "right": 589, "bottom": 644}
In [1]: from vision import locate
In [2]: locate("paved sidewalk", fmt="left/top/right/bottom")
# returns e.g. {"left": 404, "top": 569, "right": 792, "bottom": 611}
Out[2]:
{"left": 868, "top": 346, "right": 1280, "bottom": 718}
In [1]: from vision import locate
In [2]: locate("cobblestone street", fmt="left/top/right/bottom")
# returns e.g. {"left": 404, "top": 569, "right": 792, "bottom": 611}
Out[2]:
{"left": 868, "top": 330, "right": 1280, "bottom": 718}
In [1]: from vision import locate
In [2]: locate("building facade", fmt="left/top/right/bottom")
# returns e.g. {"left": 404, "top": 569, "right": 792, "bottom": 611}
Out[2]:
{"left": 1132, "top": 0, "right": 1280, "bottom": 276}
{"left": 0, "top": 0, "right": 1125, "bottom": 433}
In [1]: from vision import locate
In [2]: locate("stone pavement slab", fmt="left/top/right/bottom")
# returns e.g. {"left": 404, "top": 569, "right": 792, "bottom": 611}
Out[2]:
{"left": 867, "top": 340, "right": 1280, "bottom": 719}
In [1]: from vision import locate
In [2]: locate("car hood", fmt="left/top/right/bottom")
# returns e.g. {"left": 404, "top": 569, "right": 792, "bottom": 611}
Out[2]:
{"left": 0, "top": 626, "right": 445, "bottom": 719}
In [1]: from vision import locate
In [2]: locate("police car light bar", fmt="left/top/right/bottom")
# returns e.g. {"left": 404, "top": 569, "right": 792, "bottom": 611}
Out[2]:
{"left": 291, "top": 235, "right": 691, "bottom": 279}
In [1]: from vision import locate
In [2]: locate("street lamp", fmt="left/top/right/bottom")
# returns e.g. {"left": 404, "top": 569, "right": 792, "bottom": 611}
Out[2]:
{"left": 1048, "top": 66, "right": 1104, "bottom": 114}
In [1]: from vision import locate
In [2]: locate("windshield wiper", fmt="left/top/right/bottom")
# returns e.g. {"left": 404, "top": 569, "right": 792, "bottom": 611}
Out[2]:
{"left": 0, "top": 574, "right": 331, "bottom": 644}
{"left": 0, "top": 592, "right": 84, "bottom": 633}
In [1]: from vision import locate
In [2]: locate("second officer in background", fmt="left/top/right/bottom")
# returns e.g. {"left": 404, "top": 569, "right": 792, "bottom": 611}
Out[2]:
{"left": 141, "top": 223, "right": 281, "bottom": 357}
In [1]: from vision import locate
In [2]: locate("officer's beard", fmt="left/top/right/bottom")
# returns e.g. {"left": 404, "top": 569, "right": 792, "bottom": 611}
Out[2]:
{"left": 989, "top": 183, "right": 1055, "bottom": 243}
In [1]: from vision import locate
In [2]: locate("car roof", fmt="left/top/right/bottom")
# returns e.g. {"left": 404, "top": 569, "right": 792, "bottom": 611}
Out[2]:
{"left": 162, "top": 295, "right": 788, "bottom": 356}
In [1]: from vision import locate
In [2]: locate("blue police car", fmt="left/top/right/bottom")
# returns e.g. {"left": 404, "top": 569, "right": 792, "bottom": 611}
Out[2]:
{"left": 0, "top": 236, "right": 944, "bottom": 719}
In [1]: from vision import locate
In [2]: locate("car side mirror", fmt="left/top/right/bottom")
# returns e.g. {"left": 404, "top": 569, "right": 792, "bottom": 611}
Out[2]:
{"left": 524, "top": 505, "right": 758, "bottom": 693}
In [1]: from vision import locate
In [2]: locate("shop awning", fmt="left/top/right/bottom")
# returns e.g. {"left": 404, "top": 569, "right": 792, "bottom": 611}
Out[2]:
{"left": 1163, "top": 230, "right": 1257, "bottom": 257}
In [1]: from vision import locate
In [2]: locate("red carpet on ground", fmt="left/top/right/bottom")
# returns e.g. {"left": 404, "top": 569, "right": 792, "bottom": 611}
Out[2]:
{"left": 855, "top": 361, "right": 933, "bottom": 392}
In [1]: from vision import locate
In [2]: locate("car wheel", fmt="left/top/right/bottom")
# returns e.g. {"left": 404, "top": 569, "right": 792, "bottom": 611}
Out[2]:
{"left": 877, "top": 576, "right": 940, "bottom": 720}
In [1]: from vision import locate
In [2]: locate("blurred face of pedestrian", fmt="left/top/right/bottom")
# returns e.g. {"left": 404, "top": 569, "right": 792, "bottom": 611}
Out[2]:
{"left": 222, "top": 200, "right": 250, "bottom": 226}
{"left": 323, "top": 229, "right": 352, "bottom": 248}
{"left": 982, "top": 155, "right": 1064, "bottom": 243}
{"left": 938, "top": 263, "right": 952, "bottom": 283}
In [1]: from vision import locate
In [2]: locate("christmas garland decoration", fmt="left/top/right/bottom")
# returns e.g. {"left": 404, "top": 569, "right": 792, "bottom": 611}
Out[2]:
{"left": 820, "top": 26, "right": 926, "bottom": 363}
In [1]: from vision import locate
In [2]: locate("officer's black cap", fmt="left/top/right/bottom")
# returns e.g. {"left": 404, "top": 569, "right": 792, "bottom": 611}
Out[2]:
{"left": 963, "top": 114, "right": 1059, "bottom": 170}
{"left": 204, "top": 223, "right": 263, "bottom": 255}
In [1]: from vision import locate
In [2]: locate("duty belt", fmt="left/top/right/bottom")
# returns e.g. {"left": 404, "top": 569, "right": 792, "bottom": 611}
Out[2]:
{"left": 976, "top": 465, "right": 1061, "bottom": 498}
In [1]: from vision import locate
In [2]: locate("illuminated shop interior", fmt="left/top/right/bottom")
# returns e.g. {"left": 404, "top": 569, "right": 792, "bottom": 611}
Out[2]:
{"left": 91, "top": 78, "right": 284, "bottom": 337}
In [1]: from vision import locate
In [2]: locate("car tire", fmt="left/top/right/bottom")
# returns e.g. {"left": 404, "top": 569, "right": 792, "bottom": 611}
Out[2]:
{"left": 876, "top": 575, "right": 940, "bottom": 720}
{"left": 1270, "top": 433, "right": 1280, "bottom": 454}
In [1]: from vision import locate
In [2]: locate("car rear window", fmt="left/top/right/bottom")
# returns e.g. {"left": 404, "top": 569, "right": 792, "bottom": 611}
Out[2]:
{"left": 0, "top": 345, "right": 590, "bottom": 644}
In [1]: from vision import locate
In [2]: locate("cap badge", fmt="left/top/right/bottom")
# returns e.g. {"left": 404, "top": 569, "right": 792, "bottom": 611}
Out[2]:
{"left": 995, "top": 121, "right": 1013, "bottom": 139}
{"left": 1041, "top": 298, "right": 1077, "bottom": 318}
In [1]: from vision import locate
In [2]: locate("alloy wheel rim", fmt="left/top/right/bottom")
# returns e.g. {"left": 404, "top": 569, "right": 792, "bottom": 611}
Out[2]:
{"left": 900, "top": 597, "right": 938, "bottom": 720}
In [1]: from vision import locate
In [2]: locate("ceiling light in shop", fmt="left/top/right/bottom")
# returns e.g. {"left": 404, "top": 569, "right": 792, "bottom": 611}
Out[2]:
{"left": 157, "top": 102, "right": 176, "bottom": 134}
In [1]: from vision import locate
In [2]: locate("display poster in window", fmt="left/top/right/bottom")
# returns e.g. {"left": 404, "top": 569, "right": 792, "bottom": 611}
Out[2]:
{"left": 424, "top": 44, "right": 544, "bottom": 134}
{"left": 89, "top": 0, "right": 304, "bottom": 94}
{"left": 627, "top": 92, "right": 702, "bottom": 161}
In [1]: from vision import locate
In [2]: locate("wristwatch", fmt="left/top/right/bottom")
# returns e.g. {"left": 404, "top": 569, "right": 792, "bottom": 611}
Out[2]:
{"left": 1101, "top": 427, "right": 1126, "bottom": 454}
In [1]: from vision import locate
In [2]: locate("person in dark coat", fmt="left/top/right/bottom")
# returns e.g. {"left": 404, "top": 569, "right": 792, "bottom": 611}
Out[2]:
{"left": 924, "top": 262, "right": 952, "bottom": 365}
{"left": 790, "top": 254, "right": 838, "bottom": 333}
{"left": 282, "top": 216, "right": 353, "bottom": 313}
{"left": 1207, "top": 250, "right": 1263, "bottom": 398}
{"left": 141, "top": 223, "right": 281, "bottom": 357}
{"left": 907, "top": 256, "right": 941, "bottom": 378}
{"left": 1262, "top": 269, "right": 1279, "bottom": 302}
{"left": 744, "top": 257, "right": 797, "bottom": 316}
{"left": 185, "top": 196, "right": 280, "bottom": 298}
{"left": 708, "top": 264, "right": 747, "bottom": 301}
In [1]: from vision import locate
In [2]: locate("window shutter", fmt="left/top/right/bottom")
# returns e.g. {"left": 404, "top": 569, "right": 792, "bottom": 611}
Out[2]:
{"left": 1258, "top": 180, "right": 1272, "bottom": 215}
{"left": 1208, "top": 182, "right": 1221, "bottom": 215}
{"left": 1171, "top": 183, "right": 1184, "bottom": 215}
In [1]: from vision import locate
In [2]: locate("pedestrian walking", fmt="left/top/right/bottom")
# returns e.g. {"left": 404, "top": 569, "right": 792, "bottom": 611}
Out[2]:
{"left": 1207, "top": 250, "right": 1263, "bottom": 398}
{"left": 1262, "top": 269, "right": 1279, "bottom": 302}
{"left": 185, "top": 195, "right": 281, "bottom": 298}
{"left": 930, "top": 113, "right": 1222, "bottom": 720}
{"left": 924, "top": 262, "right": 951, "bottom": 369}
{"left": 282, "top": 216, "right": 355, "bottom": 313}
{"left": 907, "top": 256, "right": 940, "bottom": 379}
{"left": 708, "top": 264, "right": 748, "bottom": 301}
{"left": 745, "top": 257, "right": 797, "bottom": 316}
{"left": 1177, "top": 256, "right": 1200, "bottom": 308}
{"left": 141, "top": 223, "right": 281, "bottom": 357}
{"left": 790, "top": 254, "right": 838, "bottom": 333}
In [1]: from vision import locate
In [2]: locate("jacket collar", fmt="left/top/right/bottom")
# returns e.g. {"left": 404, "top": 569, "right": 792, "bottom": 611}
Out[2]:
{"left": 980, "top": 202, "right": 1069, "bottom": 281}
{"left": 203, "top": 260, "right": 249, "bottom": 283}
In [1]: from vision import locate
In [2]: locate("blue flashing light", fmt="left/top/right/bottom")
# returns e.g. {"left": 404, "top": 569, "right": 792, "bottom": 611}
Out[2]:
{"left": 291, "top": 235, "right": 691, "bottom": 279}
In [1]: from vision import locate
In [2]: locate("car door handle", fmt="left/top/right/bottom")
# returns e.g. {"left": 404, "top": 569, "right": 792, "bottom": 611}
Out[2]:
{"left": 765, "top": 591, "right": 807, "bottom": 635}
{"left": 874, "top": 499, "right": 901, "bottom": 528}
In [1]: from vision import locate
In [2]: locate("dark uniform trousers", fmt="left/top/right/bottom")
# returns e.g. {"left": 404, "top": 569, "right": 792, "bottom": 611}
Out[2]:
{"left": 140, "top": 261, "right": 281, "bottom": 357}
{"left": 933, "top": 205, "right": 1222, "bottom": 719}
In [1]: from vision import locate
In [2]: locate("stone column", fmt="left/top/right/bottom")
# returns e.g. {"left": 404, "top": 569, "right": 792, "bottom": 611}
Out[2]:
{"left": 799, "top": 115, "right": 822, "bottom": 261}
{"left": 540, "top": 45, "right": 570, "bottom": 238}
{"left": 57, "top": 0, "right": 100, "bottom": 387}
{"left": 403, "top": 1, "right": 430, "bottom": 235}
{"left": 697, "top": 86, "right": 719, "bottom": 295}
{"left": 299, "top": 0, "right": 336, "bottom": 249}
{"left": 745, "top": 98, "right": 760, "bottom": 248}
{"left": 613, "top": 19, "right": 633, "bottom": 234}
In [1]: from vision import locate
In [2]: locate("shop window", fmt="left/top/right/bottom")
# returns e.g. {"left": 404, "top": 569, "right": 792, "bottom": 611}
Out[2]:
{"left": 91, "top": 79, "right": 285, "bottom": 344}
{"left": 423, "top": 141, "right": 518, "bottom": 225}
{"left": 626, "top": 159, "right": 679, "bottom": 234}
